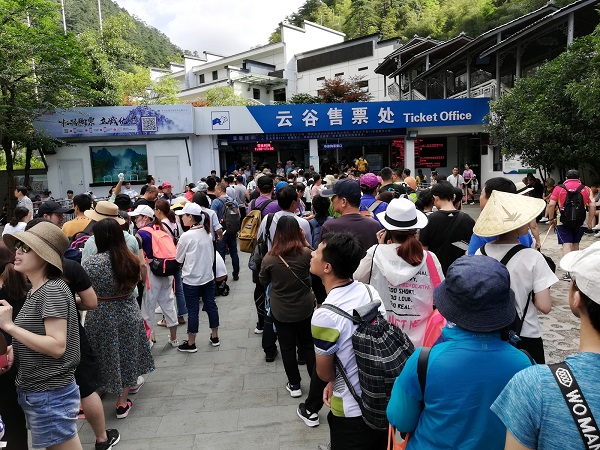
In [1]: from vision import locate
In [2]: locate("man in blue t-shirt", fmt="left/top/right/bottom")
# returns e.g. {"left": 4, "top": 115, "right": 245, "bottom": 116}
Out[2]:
{"left": 467, "top": 177, "right": 535, "bottom": 255}
{"left": 492, "top": 242, "right": 600, "bottom": 450}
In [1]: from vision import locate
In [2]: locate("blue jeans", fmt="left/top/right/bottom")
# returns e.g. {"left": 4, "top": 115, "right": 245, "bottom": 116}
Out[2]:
{"left": 183, "top": 280, "right": 218, "bottom": 334}
{"left": 217, "top": 231, "right": 240, "bottom": 276}
{"left": 174, "top": 268, "right": 187, "bottom": 316}
{"left": 17, "top": 381, "right": 80, "bottom": 448}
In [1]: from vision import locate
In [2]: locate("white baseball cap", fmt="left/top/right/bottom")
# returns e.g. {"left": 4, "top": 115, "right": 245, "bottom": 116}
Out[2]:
{"left": 128, "top": 205, "right": 155, "bottom": 219}
{"left": 560, "top": 242, "right": 600, "bottom": 304}
{"left": 175, "top": 202, "right": 202, "bottom": 216}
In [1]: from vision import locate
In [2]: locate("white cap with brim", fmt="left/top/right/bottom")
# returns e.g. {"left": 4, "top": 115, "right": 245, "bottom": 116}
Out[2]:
{"left": 128, "top": 205, "right": 154, "bottom": 219}
{"left": 175, "top": 202, "right": 202, "bottom": 216}
{"left": 473, "top": 190, "right": 546, "bottom": 237}
{"left": 560, "top": 242, "right": 600, "bottom": 305}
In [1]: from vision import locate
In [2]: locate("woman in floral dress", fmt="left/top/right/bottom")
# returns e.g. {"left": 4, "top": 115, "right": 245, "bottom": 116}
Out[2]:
{"left": 83, "top": 218, "right": 154, "bottom": 419}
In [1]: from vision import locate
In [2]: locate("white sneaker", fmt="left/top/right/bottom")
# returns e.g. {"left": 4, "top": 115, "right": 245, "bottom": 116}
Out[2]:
{"left": 168, "top": 339, "right": 180, "bottom": 348}
{"left": 286, "top": 382, "right": 302, "bottom": 398}
{"left": 154, "top": 306, "right": 162, "bottom": 314}
{"left": 539, "top": 217, "right": 549, "bottom": 223}
{"left": 148, "top": 340, "right": 154, "bottom": 349}
{"left": 595, "top": 231, "right": 600, "bottom": 238}
{"left": 593, "top": 224, "right": 600, "bottom": 231}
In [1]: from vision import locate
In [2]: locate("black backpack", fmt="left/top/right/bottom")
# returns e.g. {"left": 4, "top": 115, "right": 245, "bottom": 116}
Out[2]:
{"left": 322, "top": 285, "right": 415, "bottom": 431}
{"left": 558, "top": 184, "right": 587, "bottom": 229}
{"left": 217, "top": 198, "right": 241, "bottom": 233}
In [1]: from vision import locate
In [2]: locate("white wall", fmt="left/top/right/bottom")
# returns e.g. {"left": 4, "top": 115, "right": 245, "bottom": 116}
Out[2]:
{"left": 189, "top": 135, "right": 220, "bottom": 182}
{"left": 46, "top": 139, "right": 194, "bottom": 197}
{"left": 283, "top": 21, "right": 345, "bottom": 97}
{"left": 295, "top": 39, "right": 399, "bottom": 101}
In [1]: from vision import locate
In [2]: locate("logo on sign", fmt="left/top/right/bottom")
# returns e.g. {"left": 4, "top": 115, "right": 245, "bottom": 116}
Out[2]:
{"left": 211, "top": 111, "right": 230, "bottom": 130}
{"left": 323, "top": 143, "right": 343, "bottom": 150}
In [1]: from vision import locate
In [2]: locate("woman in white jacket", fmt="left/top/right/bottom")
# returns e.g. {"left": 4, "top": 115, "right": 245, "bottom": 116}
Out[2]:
{"left": 354, "top": 198, "right": 443, "bottom": 347}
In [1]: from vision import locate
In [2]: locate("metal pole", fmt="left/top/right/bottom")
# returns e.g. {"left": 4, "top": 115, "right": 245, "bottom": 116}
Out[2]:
{"left": 26, "top": 13, "right": 38, "bottom": 100}
{"left": 60, "top": 0, "right": 67, "bottom": 34}
{"left": 98, "top": 0, "right": 103, "bottom": 33}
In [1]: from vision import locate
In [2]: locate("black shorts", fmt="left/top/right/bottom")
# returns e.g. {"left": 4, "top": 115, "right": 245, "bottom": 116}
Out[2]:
{"left": 75, "top": 324, "right": 101, "bottom": 399}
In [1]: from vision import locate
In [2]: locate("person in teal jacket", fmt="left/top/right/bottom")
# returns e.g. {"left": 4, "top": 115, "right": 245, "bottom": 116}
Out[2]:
{"left": 387, "top": 255, "right": 532, "bottom": 450}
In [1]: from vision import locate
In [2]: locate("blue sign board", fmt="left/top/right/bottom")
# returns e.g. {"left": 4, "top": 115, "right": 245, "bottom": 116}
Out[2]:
{"left": 247, "top": 98, "right": 489, "bottom": 134}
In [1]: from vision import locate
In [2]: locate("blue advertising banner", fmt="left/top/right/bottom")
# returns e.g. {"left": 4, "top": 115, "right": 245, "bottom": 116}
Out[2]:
{"left": 34, "top": 105, "right": 194, "bottom": 138}
{"left": 247, "top": 98, "right": 489, "bottom": 133}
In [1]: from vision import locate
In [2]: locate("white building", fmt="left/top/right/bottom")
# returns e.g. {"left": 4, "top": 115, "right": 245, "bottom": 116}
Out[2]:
{"left": 294, "top": 33, "right": 401, "bottom": 101}
{"left": 152, "top": 21, "right": 345, "bottom": 105}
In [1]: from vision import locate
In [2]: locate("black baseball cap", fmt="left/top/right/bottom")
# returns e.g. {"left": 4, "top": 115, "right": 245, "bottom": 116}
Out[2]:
{"left": 321, "top": 178, "right": 361, "bottom": 200}
{"left": 257, "top": 175, "right": 274, "bottom": 190}
{"left": 37, "top": 200, "right": 74, "bottom": 217}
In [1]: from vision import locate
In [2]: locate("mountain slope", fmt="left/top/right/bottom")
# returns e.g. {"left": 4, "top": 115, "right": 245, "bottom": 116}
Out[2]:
{"left": 63, "top": 0, "right": 181, "bottom": 68}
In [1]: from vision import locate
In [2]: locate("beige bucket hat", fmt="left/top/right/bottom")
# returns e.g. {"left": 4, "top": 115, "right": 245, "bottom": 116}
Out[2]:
{"left": 3, "top": 222, "right": 69, "bottom": 273}
{"left": 473, "top": 190, "right": 546, "bottom": 237}
{"left": 84, "top": 201, "right": 125, "bottom": 225}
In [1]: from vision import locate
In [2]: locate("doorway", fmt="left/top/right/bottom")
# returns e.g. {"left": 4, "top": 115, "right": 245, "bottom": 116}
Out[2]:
{"left": 58, "top": 160, "right": 85, "bottom": 198}
{"left": 154, "top": 156, "right": 182, "bottom": 193}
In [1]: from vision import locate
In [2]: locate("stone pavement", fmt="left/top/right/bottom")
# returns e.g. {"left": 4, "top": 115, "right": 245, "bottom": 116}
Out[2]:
{"left": 76, "top": 250, "right": 331, "bottom": 450}
{"left": 73, "top": 205, "right": 596, "bottom": 449}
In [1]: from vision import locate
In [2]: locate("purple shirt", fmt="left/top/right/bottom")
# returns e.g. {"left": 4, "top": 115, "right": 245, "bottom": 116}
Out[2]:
{"left": 463, "top": 169, "right": 474, "bottom": 181}
{"left": 252, "top": 196, "right": 281, "bottom": 216}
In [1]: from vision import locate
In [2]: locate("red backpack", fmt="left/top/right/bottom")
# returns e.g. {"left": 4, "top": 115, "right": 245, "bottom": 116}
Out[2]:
{"left": 144, "top": 225, "right": 179, "bottom": 277}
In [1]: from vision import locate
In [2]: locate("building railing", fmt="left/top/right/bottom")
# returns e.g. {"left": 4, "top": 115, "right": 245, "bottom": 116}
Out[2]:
{"left": 449, "top": 79, "right": 511, "bottom": 99}
{"left": 400, "top": 89, "right": 426, "bottom": 100}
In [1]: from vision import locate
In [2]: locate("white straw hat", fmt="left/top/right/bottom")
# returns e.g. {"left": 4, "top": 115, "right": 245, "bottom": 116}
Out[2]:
{"left": 377, "top": 198, "right": 428, "bottom": 231}
{"left": 473, "top": 190, "right": 546, "bottom": 237}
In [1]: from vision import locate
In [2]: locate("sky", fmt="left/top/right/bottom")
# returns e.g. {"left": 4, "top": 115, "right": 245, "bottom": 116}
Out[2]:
{"left": 113, "top": 0, "right": 308, "bottom": 55}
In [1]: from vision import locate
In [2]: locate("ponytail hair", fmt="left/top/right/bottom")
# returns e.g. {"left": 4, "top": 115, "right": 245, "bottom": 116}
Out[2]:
{"left": 389, "top": 230, "right": 424, "bottom": 266}
{"left": 10, "top": 206, "right": 29, "bottom": 227}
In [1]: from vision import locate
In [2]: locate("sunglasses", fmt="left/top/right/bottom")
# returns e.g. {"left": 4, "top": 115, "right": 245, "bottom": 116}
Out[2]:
{"left": 14, "top": 240, "right": 31, "bottom": 253}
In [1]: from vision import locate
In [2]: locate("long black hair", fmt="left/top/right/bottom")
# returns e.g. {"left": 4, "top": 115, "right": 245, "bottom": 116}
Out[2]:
{"left": 94, "top": 219, "right": 140, "bottom": 292}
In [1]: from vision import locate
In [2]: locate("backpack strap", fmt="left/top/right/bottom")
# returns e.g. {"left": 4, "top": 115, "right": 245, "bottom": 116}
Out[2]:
{"left": 425, "top": 252, "right": 442, "bottom": 287}
{"left": 257, "top": 199, "right": 274, "bottom": 216}
{"left": 320, "top": 304, "right": 357, "bottom": 322}
{"left": 417, "top": 347, "right": 431, "bottom": 409}
{"left": 264, "top": 213, "right": 275, "bottom": 244}
{"left": 368, "top": 200, "right": 382, "bottom": 213}
{"left": 481, "top": 244, "right": 532, "bottom": 334}
{"left": 367, "top": 244, "right": 379, "bottom": 284}
{"left": 549, "top": 362, "right": 600, "bottom": 450}
{"left": 480, "top": 243, "right": 527, "bottom": 266}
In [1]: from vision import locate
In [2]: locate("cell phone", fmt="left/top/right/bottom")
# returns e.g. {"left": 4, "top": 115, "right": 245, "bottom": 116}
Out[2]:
{"left": 452, "top": 240, "right": 469, "bottom": 251}
{"left": 0, "top": 354, "right": 7, "bottom": 370}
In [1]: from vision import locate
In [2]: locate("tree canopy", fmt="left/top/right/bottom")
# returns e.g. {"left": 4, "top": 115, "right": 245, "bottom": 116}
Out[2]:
{"left": 487, "top": 28, "right": 600, "bottom": 179}
{"left": 0, "top": 0, "right": 99, "bottom": 199}
{"left": 270, "top": 0, "right": 578, "bottom": 43}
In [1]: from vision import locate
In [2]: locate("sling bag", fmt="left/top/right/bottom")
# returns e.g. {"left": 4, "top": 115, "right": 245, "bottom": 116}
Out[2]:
{"left": 550, "top": 362, "right": 600, "bottom": 450}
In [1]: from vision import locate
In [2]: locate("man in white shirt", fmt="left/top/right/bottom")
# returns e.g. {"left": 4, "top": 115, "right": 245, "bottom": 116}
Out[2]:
{"left": 121, "top": 182, "right": 138, "bottom": 199}
{"left": 14, "top": 186, "right": 33, "bottom": 215}
{"left": 257, "top": 184, "right": 312, "bottom": 252}
{"left": 446, "top": 166, "right": 464, "bottom": 188}
{"left": 310, "top": 231, "right": 387, "bottom": 449}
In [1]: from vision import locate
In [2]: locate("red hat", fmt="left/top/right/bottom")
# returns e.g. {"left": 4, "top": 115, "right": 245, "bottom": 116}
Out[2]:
{"left": 162, "top": 182, "right": 173, "bottom": 188}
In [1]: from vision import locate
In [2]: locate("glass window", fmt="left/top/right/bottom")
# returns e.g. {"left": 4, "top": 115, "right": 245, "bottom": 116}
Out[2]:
{"left": 212, "top": 70, "right": 218, "bottom": 80}
{"left": 253, "top": 88, "right": 260, "bottom": 100}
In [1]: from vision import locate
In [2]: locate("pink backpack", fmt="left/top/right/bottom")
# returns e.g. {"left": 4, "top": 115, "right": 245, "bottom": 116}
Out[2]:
{"left": 144, "top": 225, "right": 179, "bottom": 277}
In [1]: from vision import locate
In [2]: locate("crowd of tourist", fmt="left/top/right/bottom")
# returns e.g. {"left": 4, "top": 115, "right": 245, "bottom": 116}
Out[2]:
{"left": 0, "top": 162, "right": 599, "bottom": 450}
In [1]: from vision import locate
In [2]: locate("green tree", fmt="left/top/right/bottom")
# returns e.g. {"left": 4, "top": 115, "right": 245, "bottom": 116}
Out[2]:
{"left": 0, "top": 0, "right": 97, "bottom": 201}
{"left": 288, "top": 93, "right": 322, "bottom": 104}
{"left": 199, "top": 86, "right": 251, "bottom": 106}
{"left": 318, "top": 76, "right": 373, "bottom": 102}
{"left": 152, "top": 74, "right": 181, "bottom": 105}
{"left": 77, "top": 13, "right": 144, "bottom": 106}
{"left": 344, "top": 0, "right": 379, "bottom": 37}
{"left": 487, "top": 34, "right": 600, "bottom": 179}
